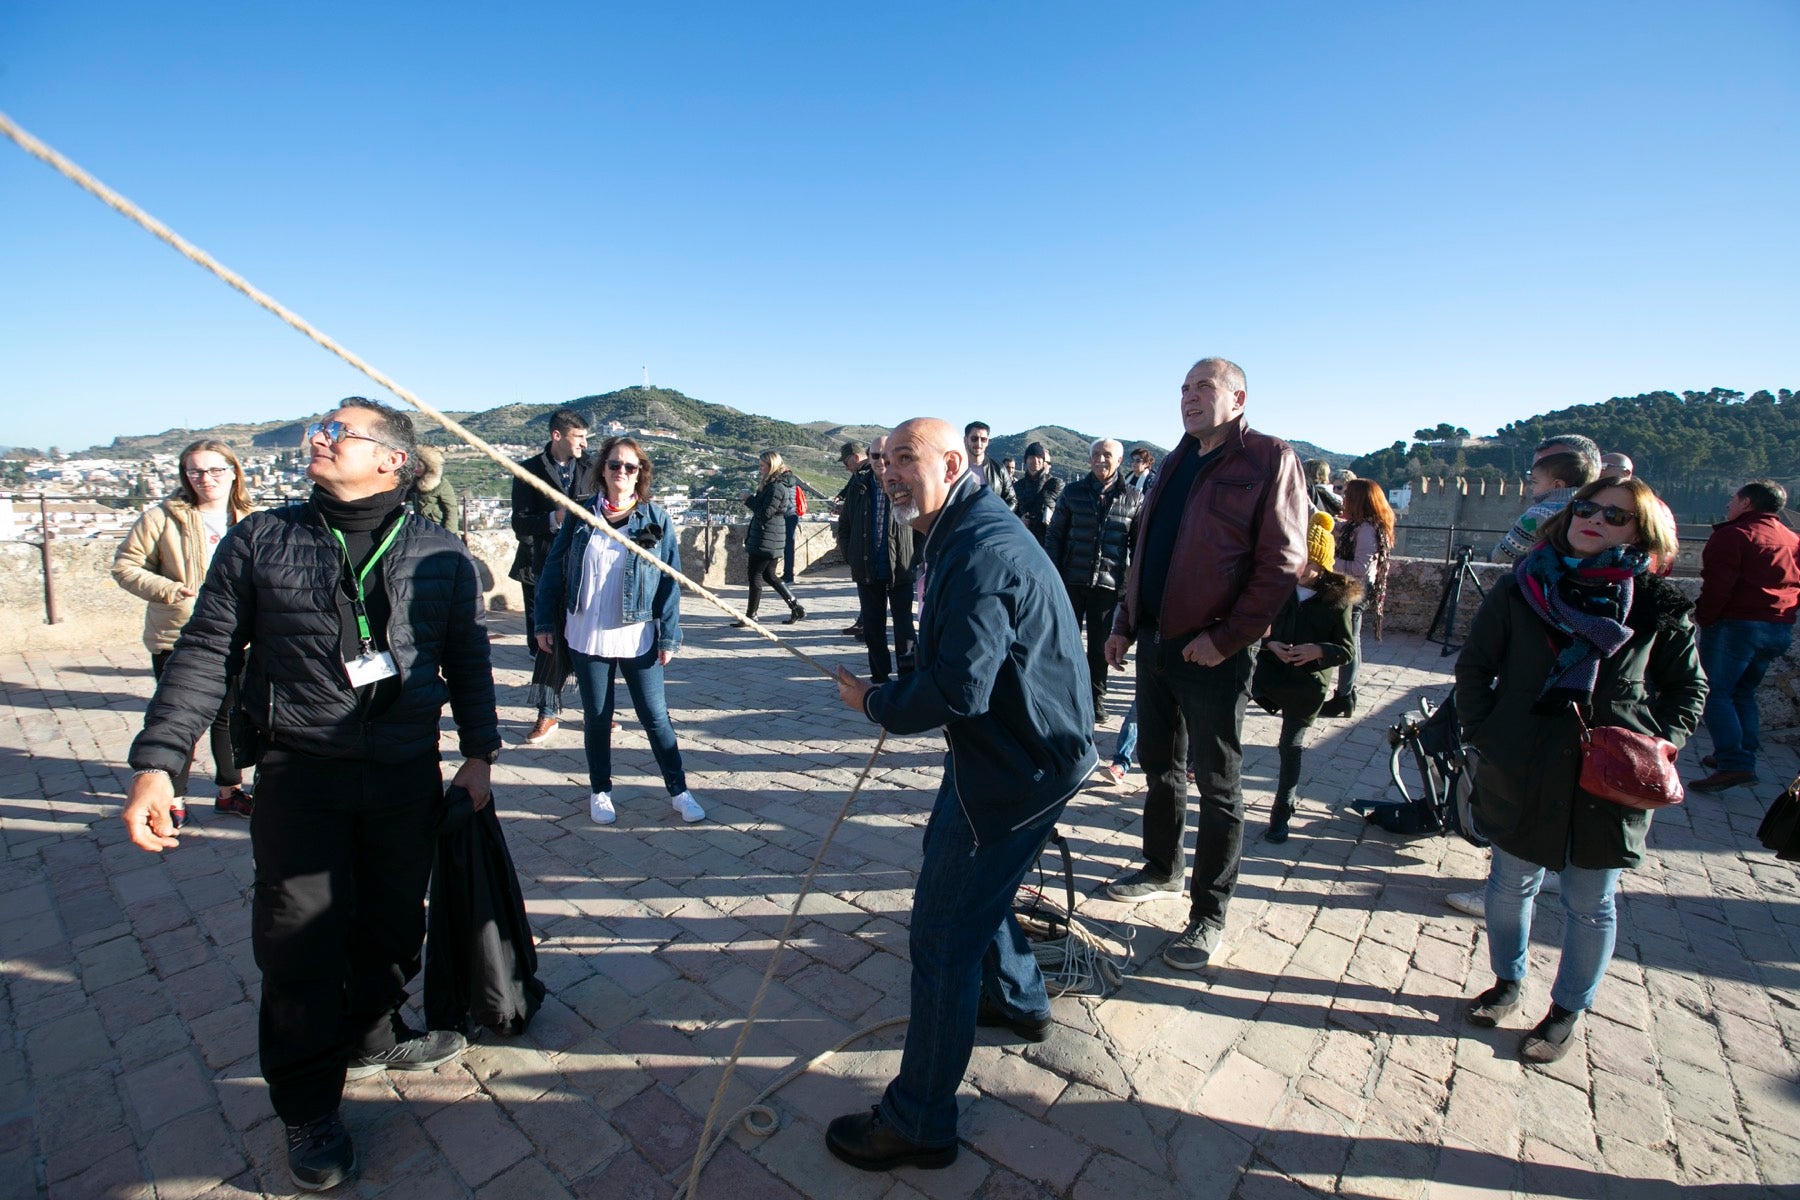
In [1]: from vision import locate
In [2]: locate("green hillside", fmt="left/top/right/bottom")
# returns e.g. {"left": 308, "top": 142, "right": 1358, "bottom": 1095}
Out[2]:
{"left": 1349, "top": 387, "right": 1799, "bottom": 518}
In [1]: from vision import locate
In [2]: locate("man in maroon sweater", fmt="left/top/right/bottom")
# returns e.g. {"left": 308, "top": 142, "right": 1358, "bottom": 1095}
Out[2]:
{"left": 1691, "top": 479, "right": 1800, "bottom": 792}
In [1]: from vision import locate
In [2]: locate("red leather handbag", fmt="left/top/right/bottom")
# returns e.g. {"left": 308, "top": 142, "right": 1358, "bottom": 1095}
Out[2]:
{"left": 1576, "top": 711, "right": 1684, "bottom": 810}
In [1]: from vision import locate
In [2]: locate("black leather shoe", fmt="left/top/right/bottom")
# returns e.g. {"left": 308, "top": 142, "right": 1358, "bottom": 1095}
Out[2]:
{"left": 286, "top": 1113, "right": 356, "bottom": 1192}
{"left": 826, "top": 1107, "right": 957, "bottom": 1172}
{"left": 977, "top": 996, "right": 1053, "bottom": 1042}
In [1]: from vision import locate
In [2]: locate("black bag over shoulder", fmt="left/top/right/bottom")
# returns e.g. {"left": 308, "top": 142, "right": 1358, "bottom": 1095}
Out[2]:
{"left": 1758, "top": 774, "right": 1800, "bottom": 863}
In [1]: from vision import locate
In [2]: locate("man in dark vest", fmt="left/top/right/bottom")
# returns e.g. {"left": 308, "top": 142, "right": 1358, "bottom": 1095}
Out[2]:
{"left": 837, "top": 434, "right": 916, "bottom": 682}
{"left": 122, "top": 398, "right": 500, "bottom": 1191}
{"left": 509, "top": 408, "right": 594, "bottom": 744}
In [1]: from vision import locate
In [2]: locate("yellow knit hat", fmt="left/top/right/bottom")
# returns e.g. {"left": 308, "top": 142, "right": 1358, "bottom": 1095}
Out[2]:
{"left": 1307, "top": 511, "right": 1336, "bottom": 573}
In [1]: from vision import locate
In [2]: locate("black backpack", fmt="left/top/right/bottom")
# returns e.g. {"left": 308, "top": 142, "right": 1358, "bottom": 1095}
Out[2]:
{"left": 1351, "top": 691, "right": 1488, "bottom": 846}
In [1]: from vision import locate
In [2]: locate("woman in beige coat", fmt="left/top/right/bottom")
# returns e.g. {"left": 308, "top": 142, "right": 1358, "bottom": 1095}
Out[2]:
{"left": 112, "top": 439, "right": 255, "bottom": 824}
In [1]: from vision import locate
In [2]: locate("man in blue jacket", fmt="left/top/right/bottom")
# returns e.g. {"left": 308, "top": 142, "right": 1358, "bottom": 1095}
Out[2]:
{"left": 831, "top": 417, "right": 1096, "bottom": 1172}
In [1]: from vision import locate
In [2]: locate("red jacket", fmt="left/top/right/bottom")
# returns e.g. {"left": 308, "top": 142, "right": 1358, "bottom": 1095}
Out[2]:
{"left": 1112, "top": 419, "right": 1309, "bottom": 655}
{"left": 1695, "top": 511, "right": 1800, "bottom": 626}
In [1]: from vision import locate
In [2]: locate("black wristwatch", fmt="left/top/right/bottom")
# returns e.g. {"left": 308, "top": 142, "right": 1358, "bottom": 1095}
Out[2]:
{"left": 473, "top": 747, "right": 501, "bottom": 765}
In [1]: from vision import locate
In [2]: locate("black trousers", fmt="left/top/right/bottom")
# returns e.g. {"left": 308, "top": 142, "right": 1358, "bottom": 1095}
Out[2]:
{"left": 1134, "top": 624, "right": 1252, "bottom": 928}
{"left": 251, "top": 748, "right": 441, "bottom": 1124}
{"left": 520, "top": 582, "right": 562, "bottom": 718}
{"left": 746, "top": 553, "right": 796, "bottom": 615}
{"left": 1066, "top": 585, "right": 1120, "bottom": 710}
{"left": 150, "top": 651, "right": 242, "bottom": 794}
{"left": 857, "top": 577, "right": 915, "bottom": 683}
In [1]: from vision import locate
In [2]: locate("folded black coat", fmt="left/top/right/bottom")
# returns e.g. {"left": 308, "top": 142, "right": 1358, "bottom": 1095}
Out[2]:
{"left": 425, "top": 787, "right": 546, "bottom": 1036}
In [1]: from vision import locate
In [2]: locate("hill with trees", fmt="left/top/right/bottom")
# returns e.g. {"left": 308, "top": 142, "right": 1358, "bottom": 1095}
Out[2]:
{"left": 1349, "top": 388, "right": 1799, "bottom": 520}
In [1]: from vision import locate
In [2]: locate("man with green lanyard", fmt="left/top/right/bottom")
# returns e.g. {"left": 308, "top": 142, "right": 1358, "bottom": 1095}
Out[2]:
{"left": 122, "top": 397, "right": 502, "bottom": 1193}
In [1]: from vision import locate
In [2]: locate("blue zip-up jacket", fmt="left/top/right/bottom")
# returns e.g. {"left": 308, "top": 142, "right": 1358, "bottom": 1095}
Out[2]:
{"left": 533, "top": 500, "right": 683, "bottom": 653}
{"left": 863, "top": 473, "right": 1097, "bottom": 843}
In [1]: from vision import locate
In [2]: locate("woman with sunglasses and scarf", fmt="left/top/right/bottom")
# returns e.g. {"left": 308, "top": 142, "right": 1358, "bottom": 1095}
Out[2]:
{"left": 535, "top": 437, "right": 705, "bottom": 825}
{"left": 113, "top": 439, "right": 257, "bottom": 823}
{"left": 1455, "top": 475, "right": 1705, "bottom": 1062}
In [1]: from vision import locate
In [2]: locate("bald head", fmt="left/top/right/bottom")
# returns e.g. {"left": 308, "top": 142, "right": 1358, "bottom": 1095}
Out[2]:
{"left": 881, "top": 418, "right": 969, "bottom": 533}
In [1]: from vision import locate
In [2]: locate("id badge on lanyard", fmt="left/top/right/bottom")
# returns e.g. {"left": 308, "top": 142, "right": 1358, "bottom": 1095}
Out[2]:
{"left": 332, "top": 517, "right": 406, "bottom": 689}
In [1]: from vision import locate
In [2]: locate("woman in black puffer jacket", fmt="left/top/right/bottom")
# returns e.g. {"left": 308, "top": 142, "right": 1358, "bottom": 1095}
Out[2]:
{"left": 741, "top": 450, "right": 805, "bottom": 624}
{"left": 1455, "top": 475, "right": 1705, "bottom": 1064}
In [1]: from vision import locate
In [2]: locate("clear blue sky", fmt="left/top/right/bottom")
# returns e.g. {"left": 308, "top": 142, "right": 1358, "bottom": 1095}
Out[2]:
{"left": 3, "top": 2, "right": 1796, "bottom": 458}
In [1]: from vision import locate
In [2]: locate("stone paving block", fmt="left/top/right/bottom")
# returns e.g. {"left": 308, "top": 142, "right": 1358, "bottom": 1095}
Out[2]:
{"left": 424, "top": 1089, "right": 534, "bottom": 1187}
{"left": 48, "top": 1141, "right": 151, "bottom": 1199}
{"left": 24, "top": 1008, "right": 112, "bottom": 1080}
{"left": 608, "top": 1084, "right": 704, "bottom": 1177}
{"left": 568, "top": 1146, "right": 673, "bottom": 1200}
{"left": 1659, "top": 1053, "right": 1748, "bottom": 1141}
{"left": 1193, "top": 1049, "right": 1288, "bottom": 1131}
{"left": 1021, "top": 1027, "right": 1130, "bottom": 1099}
{"left": 753, "top": 1116, "right": 892, "bottom": 1200}
{"left": 1045, "top": 1079, "right": 1160, "bottom": 1167}
{"left": 141, "top": 1109, "right": 246, "bottom": 1200}
{"left": 477, "top": 1155, "right": 577, "bottom": 1200}
{"left": 959, "top": 1096, "right": 1093, "bottom": 1191}
{"left": 121, "top": 1049, "right": 214, "bottom": 1131}
{"left": 1072, "top": 1151, "right": 1184, "bottom": 1200}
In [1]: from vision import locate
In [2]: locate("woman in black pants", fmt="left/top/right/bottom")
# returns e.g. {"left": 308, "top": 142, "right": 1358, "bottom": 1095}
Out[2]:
{"left": 742, "top": 450, "right": 806, "bottom": 624}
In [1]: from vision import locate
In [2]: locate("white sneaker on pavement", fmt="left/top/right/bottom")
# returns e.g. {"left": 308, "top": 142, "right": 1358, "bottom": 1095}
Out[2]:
{"left": 671, "top": 791, "right": 706, "bottom": 823}
{"left": 1445, "top": 890, "right": 1485, "bottom": 917}
{"left": 589, "top": 792, "right": 616, "bottom": 825}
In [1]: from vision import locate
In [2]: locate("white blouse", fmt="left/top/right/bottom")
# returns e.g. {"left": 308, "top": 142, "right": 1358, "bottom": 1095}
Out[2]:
{"left": 564, "top": 526, "right": 654, "bottom": 659}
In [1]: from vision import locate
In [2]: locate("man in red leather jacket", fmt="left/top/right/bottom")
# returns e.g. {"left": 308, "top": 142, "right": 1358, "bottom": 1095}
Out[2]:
{"left": 1103, "top": 357, "right": 1309, "bottom": 969}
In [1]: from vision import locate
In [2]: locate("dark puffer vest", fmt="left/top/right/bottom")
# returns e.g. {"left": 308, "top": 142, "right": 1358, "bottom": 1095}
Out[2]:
{"left": 129, "top": 501, "right": 501, "bottom": 771}
{"left": 1044, "top": 473, "right": 1142, "bottom": 592}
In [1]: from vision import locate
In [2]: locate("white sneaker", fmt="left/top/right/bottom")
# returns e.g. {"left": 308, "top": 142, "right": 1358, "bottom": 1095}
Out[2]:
{"left": 1445, "top": 890, "right": 1485, "bottom": 917}
{"left": 589, "top": 792, "right": 616, "bottom": 825}
{"left": 670, "top": 791, "right": 706, "bottom": 823}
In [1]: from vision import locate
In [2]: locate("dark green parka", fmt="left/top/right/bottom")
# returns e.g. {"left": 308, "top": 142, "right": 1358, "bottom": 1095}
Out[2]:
{"left": 1454, "top": 571, "right": 1706, "bottom": 871}
{"left": 1251, "top": 572, "right": 1359, "bottom": 718}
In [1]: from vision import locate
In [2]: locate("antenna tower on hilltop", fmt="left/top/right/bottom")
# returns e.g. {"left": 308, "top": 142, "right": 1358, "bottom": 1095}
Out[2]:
{"left": 642, "top": 365, "right": 649, "bottom": 389}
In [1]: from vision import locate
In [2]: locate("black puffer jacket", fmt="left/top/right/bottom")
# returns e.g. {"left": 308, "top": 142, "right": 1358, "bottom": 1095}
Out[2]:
{"left": 128, "top": 502, "right": 501, "bottom": 771}
{"left": 1013, "top": 471, "right": 1064, "bottom": 546}
{"left": 1044, "top": 473, "right": 1142, "bottom": 591}
{"left": 744, "top": 470, "right": 798, "bottom": 557}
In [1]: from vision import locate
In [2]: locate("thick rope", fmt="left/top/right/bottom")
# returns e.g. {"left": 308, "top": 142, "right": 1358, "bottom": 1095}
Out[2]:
{"left": 676, "top": 730, "right": 892, "bottom": 1200}
{"left": 0, "top": 109, "right": 831, "bottom": 677}
{"left": 1, "top": 111, "right": 905, "bottom": 1200}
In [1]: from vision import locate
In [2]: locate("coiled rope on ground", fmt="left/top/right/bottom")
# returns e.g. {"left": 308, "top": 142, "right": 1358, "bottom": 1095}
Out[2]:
{"left": 0, "top": 110, "right": 1122, "bottom": 1198}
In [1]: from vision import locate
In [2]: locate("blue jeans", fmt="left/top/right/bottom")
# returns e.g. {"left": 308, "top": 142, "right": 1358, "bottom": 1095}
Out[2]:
{"left": 1485, "top": 845, "right": 1621, "bottom": 1012}
{"left": 1112, "top": 700, "right": 1138, "bottom": 770}
{"left": 1699, "top": 619, "right": 1792, "bottom": 775}
{"left": 880, "top": 773, "right": 1058, "bottom": 1147}
{"left": 569, "top": 647, "right": 687, "bottom": 795}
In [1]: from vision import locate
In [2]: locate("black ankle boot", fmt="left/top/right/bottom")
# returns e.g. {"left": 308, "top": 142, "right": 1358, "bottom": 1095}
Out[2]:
{"left": 786, "top": 603, "right": 807, "bottom": 624}
{"left": 1263, "top": 802, "right": 1292, "bottom": 844}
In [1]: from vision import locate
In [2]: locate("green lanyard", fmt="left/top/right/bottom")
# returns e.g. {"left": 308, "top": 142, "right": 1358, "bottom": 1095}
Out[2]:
{"left": 330, "top": 516, "right": 406, "bottom": 652}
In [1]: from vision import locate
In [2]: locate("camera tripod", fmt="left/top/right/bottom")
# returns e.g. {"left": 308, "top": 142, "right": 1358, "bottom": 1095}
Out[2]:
{"left": 1426, "top": 545, "right": 1486, "bottom": 656}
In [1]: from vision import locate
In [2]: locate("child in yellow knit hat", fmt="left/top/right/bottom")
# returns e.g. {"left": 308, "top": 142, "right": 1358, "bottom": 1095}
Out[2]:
{"left": 1251, "top": 511, "right": 1363, "bottom": 843}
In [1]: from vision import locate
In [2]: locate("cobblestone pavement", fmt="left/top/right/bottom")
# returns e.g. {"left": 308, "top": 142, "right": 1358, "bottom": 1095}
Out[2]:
{"left": 2, "top": 571, "right": 1796, "bottom": 1199}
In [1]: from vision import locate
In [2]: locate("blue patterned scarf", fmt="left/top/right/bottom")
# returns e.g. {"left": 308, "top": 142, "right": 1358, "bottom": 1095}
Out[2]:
{"left": 1513, "top": 542, "right": 1647, "bottom": 707}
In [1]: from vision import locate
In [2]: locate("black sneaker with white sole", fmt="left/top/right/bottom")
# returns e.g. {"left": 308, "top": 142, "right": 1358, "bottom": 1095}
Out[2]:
{"left": 345, "top": 1028, "right": 467, "bottom": 1080}
{"left": 1105, "top": 868, "right": 1183, "bottom": 904}
{"left": 287, "top": 1113, "right": 356, "bottom": 1192}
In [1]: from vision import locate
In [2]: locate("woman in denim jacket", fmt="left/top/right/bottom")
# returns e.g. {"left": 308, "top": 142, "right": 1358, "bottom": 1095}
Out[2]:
{"left": 535, "top": 436, "right": 704, "bottom": 825}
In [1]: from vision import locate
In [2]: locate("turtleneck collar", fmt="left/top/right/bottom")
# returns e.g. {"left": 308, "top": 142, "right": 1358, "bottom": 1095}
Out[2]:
{"left": 312, "top": 484, "right": 406, "bottom": 533}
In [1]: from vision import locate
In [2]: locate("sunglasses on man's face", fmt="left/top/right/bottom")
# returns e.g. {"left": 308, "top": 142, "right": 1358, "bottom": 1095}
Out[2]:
{"left": 1570, "top": 499, "right": 1638, "bottom": 527}
{"left": 304, "top": 420, "right": 398, "bottom": 451}
{"left": 605, "top": 460, "right": 641, "bottom": 474}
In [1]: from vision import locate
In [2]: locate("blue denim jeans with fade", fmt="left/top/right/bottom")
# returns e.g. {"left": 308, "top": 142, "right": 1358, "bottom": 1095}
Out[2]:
{"left": 569, "top": 646, "right": 687, "bottom": 796}
{"left": 1485, "top": 844, "right": 1622, "bottom": 1013}
{"left": 878, "top": 770, "right": 1060, "bottom": 1148}
{"left": 1699, "top": 618, "right": 1793, "bottom": 775}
